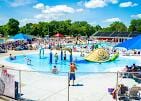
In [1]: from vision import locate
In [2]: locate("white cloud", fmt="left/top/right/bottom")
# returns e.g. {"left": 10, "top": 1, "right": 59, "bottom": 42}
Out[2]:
{"left": 42, "top": 5, "right": 75, "bottom": 14}
{"left": 104, "top": 17, "right": 121, "bottom": 23}
{"left": 33, "top": 3, "right": 84, "bottom": 21}
{"left": 119, "top": 2, "right": 138, "bottom": 7}
{"left": 33, "top": 3, "right": 45, "bottom": 10}
{"left": 131, "top": 14, "right": 141, "bottom": 18}
{"left": 33, "top": 3, "right": 84, "bottom": 14}
{"left": 85, "top": 0, "right": 107, "bottom": 8}
{"left": 85, "top": 0, "right": 118, "bottom": 8}
{"left": 8, "top": 0, "right": 37, "bottom": 7}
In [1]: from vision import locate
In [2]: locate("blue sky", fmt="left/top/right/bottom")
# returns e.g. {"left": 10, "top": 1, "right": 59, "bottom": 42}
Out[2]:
{"left": 0, "top": 0, "right": 141, "bottom": 27}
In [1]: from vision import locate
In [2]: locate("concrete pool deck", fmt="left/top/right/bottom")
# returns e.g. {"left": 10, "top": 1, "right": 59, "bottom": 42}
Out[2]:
{"left": 0, "top": 50, "right": 140, "bottom": 101}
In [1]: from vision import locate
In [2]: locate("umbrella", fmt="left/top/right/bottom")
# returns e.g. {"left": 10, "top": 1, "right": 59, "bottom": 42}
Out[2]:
{"left": 54, "top": 33, "right": 64, "bottom": 37}
{"left": 115, "top": 34, "right": 141, "bottom": 49}
{"left": 10, "top": 33, "right": 32, "bottom": 41}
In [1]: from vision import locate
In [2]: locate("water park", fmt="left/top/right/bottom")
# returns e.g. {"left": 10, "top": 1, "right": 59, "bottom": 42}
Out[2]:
{"left": 1, "top": 1, "right": 141, "bottom": 100}
{"left": 1, "top": 32, "right": 141, "bottom": 101}
{"left": 5, "top": 44, "right": 120, "bottom": 73}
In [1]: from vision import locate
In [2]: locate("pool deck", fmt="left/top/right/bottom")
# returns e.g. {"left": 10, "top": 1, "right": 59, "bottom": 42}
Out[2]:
{"left": 0, "top": 50, "right": 140, "bottom": 101}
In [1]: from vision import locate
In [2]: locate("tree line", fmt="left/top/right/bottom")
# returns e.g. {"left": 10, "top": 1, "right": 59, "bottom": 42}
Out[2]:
{"left": 0, "top": 18, "right": 141, "bottom": 37}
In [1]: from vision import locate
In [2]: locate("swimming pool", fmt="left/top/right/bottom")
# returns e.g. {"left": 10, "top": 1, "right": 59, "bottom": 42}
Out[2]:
{"left": 0, "top": 39, "right": 4, "bottom": 44}
{"left": 5, "top": 51, "right": 141, "bottom": 73}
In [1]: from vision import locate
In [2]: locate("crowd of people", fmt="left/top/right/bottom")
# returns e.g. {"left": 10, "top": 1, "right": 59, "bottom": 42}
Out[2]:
{"left": 0, "top": 40, "right": 32, "bottom": 51}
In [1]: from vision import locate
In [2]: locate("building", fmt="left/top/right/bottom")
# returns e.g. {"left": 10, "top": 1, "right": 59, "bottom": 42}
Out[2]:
{"left": 91, "top": 32, "right": 141, "bottom": 43}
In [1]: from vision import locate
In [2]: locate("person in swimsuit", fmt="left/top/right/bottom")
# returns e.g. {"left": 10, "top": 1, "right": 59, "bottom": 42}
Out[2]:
{"left": 69, "top": 63, "right": 77, "bottom": 86}
{"left": 52, "top": 66, "right": 58, "bottom": 74}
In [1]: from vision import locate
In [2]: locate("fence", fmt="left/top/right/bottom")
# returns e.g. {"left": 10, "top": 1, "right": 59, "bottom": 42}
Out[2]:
{"left": 0, "top": 67, "right": 141, "bottom": 101}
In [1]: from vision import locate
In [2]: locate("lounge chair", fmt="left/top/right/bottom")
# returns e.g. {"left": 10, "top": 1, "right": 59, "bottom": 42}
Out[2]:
{"left": 118, "top": 85, "right": 129, "bottom": 101}
{"left": 129, "top": 86, "right": 141, "bottom": 100}
{"left": 133, "top": 74, "right": 141, "bottom": 83}
{"left": 110, "top": 84, "right": 129, "bottom": 100}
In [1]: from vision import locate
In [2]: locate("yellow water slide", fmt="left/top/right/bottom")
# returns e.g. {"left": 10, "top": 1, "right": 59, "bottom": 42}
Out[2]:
{"left": 84, "top": 48, "right": 119, "bottom": 63}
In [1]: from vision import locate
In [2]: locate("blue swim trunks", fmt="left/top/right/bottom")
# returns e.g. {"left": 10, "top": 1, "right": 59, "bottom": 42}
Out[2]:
{"left": 69, "top": 73, "right": 75, "bottom": 80}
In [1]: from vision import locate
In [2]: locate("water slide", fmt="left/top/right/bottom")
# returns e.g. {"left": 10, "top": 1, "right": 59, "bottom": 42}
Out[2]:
{"left": 84, "top": 49, "right": 119, "bottom": 63}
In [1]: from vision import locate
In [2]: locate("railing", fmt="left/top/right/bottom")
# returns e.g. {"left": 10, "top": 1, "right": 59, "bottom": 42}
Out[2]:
{"left": 0, "top": 66, "right": 141, "bottom": 101}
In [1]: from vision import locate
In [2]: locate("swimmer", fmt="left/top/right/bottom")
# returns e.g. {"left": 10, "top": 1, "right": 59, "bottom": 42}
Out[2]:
{"left": 9, "top": 54, "right": 16, "bottom": 60}
{"left": 24, "top": 56, "right": 31, "bottom": 65}
{"left": 52, "top": 66, "right": 58, "bottom": 74}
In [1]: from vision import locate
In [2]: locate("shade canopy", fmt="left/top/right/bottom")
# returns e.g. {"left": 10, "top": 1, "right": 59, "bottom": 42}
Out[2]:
{"left": 54, "top": 33, "right": 64, "bottom": 37}
{"left": 10, "top": 33, "right": 32, "bottom": 41}
{"left": 115, "top": 34, "right": 141, "bottom": 49}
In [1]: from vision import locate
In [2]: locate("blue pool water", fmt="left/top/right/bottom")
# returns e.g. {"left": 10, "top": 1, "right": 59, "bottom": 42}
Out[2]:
{"left": 0, "top": 39, "right": 4, "bottom": 44}
{"left": 5, "top": 52, "right": 141, "bottom": 73}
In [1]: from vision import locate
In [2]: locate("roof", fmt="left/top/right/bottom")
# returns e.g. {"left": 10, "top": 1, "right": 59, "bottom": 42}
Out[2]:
{"left": 92, "top": 32, "right": 141, "bottom": 38}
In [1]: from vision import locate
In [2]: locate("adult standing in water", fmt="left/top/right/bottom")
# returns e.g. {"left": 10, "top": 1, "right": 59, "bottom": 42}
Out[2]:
{"left": 69, "top": 62, "right": 77, "bottom": 86}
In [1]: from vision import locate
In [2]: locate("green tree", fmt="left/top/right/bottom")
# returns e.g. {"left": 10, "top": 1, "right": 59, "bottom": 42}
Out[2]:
{"left": 6, "top": 18, "right": 19, "bottom": 36}
{"left": 69, "top": 21, "right": 95, "bottom": 37}
{"left": 94, "top": 25, "right": 102, "bottom": 31}
{"left": 20, "top": 23, "right": 33, "bottom": 35}
{"left": 109, "top": 21, "right": 127, "bottom": 32}
{"left": 0, "top": 26, "right": 4, "bottom": 36}
{"left": 38, "top": 22, "right": 49, "bottom": 37}
{"left": 128, "top": 19, "right": 141, "bottom": 32}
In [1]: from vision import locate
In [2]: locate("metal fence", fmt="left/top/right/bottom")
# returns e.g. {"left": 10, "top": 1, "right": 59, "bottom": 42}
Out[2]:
{"left": 0, "top": 67, "right": 141, "bottom": 101}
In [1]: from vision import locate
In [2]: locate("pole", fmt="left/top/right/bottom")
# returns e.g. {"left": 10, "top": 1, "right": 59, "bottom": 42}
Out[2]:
{"left": 19, "top": 70, "right": 22, "bottom": 100}
{"left": 116, "top": 72, "right": 119, "bottom": 101}
{"left": 49, "top": 51, "right": 52, "bottom": 64}
{"left": 70, "top": 54, "right": 72, "bottom": 63}
{"left": 61, "top": 49, "right": 63, "bottom": 60}
{"left": 70, "top": 49, "right": 73, "bottom": 63}
{"left": 68, "top": 72, "right": 70, "bottom": 101}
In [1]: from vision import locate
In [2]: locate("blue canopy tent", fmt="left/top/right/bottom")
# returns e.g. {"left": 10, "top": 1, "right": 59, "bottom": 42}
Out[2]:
{"left": 115, "top": 34, "right": 141, "bottom": 49}
{"left": 11, "top": 33, "right": 32, "bottom": 41}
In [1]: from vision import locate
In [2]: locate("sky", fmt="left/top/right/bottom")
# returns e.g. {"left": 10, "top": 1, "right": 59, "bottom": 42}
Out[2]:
{"left": 0, "top": 0, "right": 141, "bottom": 27}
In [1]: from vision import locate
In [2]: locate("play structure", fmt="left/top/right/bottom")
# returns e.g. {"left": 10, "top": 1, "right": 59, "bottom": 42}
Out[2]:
{"left": 109, "top": 52, "right": 119, "bottom": 61}
{"left": 48, "top": 48, "right": 73, "bottom": 64}
{"left": 49, "top": 51, "right": 53, "bottom": 64}
{"left": 39, "top": 45, "right": 118, "bottom": 64}
{"left": 84, "top": 48, "right": 119, "bottom": 63}
{"left": 61, "top": 49, "right": 63, "bottom": 60}
{"left": 62, "top": 48, "right": 73, "bottom": 62}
